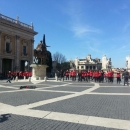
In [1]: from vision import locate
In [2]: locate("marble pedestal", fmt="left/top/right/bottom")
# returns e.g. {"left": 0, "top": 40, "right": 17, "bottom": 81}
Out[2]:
{"left": 30, "top": 64, "right": 48, "bottom": 80}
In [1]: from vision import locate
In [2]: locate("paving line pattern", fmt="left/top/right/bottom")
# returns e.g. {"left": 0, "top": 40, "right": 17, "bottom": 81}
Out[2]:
{"left": 0, "top": 80, "right": 130, "bottom": 129}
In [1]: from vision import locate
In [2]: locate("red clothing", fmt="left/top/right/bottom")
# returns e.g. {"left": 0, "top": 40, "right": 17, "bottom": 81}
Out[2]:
{"left": 87, "top": 72, "right": 90, "bottom": 76}
{"left": 65, "top": 71, "right": 69, "bottom": 76}
{"left": 109, "top": 71, "right": 114, "bottom": 78}
{"left": 116, "top": 72, "right": 121, "bottom": 78}
{"left": 98, "top": 72, "right": 101, "bottom": 77}
{"left": 90, "top": 71, "right": 93, "bottom": 76}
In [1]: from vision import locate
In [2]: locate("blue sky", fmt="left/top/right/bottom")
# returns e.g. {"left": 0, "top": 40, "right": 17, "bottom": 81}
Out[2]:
{"left": 1, "top": 0, "right": 130, "bottom": 68}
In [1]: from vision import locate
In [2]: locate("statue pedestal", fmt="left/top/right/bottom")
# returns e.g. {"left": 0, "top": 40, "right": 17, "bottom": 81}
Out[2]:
{"left": 30, "top": 64, "right": 48, "bottom": 80}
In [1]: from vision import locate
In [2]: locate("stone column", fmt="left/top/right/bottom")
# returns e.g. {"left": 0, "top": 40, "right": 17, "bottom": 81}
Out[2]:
{"left": 30, "top": 39, "right": 34, "bottom": 64}
{"left": 15, "top": 35, "right": 20, "bottom": 71}
{"left": 0, "top": 58, "right": 2, "bottom": 72}
{"left": 0, "top": 31, "right": 2, "bottom": 54}
{"left": 11, "top": 59, "right": 14, "bottom": 71}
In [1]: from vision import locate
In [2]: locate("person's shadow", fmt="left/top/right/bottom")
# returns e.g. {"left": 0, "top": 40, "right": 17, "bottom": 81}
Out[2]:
{"left": 0, "top": 114, "right": 11, "bottom": 123}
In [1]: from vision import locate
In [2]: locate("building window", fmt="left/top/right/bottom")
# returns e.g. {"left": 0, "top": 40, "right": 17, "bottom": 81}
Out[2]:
{"left": 6, "top": 42, "right": 10, "bottom": 53}
{"left": 86, "top": 66, "right": 88, "bottom": 69}
{"left": 93, "top": 66, "right": 95, "bottom": 70}
{"left": 81, "top": 66, "right": 84, "bottom": 69}
{"left": 23, "top": 46, "right": 27, "bottom": 55}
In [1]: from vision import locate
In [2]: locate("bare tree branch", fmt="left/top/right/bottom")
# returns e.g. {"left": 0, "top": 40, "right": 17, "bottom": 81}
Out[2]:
{"left": 53, "top": 52, "right": 66, "bottom": 63}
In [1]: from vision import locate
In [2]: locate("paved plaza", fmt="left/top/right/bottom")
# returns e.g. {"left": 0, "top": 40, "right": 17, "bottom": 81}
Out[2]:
{"left": 0, "top": 79, "right": 130, "bottom": 130}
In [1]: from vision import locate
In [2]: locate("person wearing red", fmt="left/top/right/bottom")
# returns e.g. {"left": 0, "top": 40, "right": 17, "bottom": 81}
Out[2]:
{"left": 116, "top": 71, "right": 121, "bottom": 84}
{"left": 72, "top": 70, "right": 76, "bottom": 81}
{"left": 85, "top": 70, "right": 88, "bottom": 82}
{"left": 109, "top": 70, "right": 114, "bottom": 83}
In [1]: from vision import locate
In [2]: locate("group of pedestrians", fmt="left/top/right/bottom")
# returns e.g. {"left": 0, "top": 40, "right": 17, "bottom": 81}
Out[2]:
{"left": 6, "top": 71, "right": 32, "bottom": 83}
{"left": 58, "top": 69, "right": 130, "bottom": 86}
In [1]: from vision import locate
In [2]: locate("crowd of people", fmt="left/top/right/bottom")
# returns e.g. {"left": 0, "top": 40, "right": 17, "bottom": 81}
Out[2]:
{"left": 56, "top": 69, "right": 130, "bottom": 86}
{"left": 1, "top": 69, "right": 129, "bottom": 86}
{"left": 5, "top": 71, "right": 32, "bottom": 83}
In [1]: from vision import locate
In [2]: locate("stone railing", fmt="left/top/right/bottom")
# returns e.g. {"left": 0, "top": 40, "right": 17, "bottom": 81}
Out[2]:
{"left": 0, "top": 14, "right": 33, "bottom": 30}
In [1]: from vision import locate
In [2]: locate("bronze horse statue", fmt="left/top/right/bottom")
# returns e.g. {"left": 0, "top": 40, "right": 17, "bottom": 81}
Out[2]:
{"left": 34, "top": 35, "right": 50, "bottom": 65}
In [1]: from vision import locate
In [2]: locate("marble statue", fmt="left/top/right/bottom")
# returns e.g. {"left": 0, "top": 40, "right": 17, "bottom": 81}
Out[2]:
{"left": 126, "top": 55, "right": 130, "bottom": 70}
{"left": 102, "top": 55, "right": 112, "bottom": 70}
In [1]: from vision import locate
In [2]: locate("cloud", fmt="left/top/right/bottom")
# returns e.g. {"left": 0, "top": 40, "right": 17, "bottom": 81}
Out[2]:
{"left": 111, "top": 43, "right": 130, "bottom": 54}
{"left": 123, "top": 23, "right": 130, "bottom": 32}
{"left": 121, "top": 4, "right": 128, "bottom": 10}
{"left": 65, "top": 1, "right": 101, "bottom": 38}
{"left": 71, "top": 24, "right": 101, "bottom": 37}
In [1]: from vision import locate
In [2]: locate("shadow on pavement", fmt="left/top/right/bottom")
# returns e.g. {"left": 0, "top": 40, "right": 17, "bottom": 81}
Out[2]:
{"left": 0, "top": 114, "right": 11, "bottom": 123}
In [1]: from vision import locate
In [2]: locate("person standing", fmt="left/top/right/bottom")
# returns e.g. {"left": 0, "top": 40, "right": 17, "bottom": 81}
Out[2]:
{"left": 122, "top": 69, "right": 129, "bottom": 86}
{"left": 116, "top": 71, "right": 121, "bottom": 84}
{"left": 60, "top": 69, "right": 64, "bottom": 81}
{"left": 6, "top": 71, "right": 13, "bottom": 83}
{"left": 65, "top": 70, "right": 69, "bottom": 80}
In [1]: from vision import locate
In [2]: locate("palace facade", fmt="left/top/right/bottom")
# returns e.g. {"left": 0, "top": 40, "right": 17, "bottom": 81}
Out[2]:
{"left": 0, "top": 14, "right": 37, "bottom": 73}
{"left": 74, "top": 55, "right": 102, "bottom": 70}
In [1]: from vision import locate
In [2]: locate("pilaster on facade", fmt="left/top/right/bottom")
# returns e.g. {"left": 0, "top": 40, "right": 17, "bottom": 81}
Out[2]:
{"left": 15, "top": 35, "right": 20, "bottom": 71}
{"left": 30, "top": 39, "right": 34, "bottom": 64}
{"left": 0, "top": 58, "right": 2, "bottom": 72}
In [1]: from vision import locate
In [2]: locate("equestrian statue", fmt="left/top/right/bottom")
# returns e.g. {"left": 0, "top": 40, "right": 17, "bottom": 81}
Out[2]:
{"left": 34, "top": 34, "right": 50, "bottom": 65}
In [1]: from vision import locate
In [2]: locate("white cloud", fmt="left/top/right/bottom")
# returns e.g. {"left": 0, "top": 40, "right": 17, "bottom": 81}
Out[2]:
{"left": 65, "top": 1, "right": 101, "bottom": 38}
{"left": 121, "top": 4, "right": 128, "bottom": 10}
{"left": 71, "top": 24, "right": 100, "bottom": 37}
{"left": 123, "top": 23, "right": 130, "bottom": 32}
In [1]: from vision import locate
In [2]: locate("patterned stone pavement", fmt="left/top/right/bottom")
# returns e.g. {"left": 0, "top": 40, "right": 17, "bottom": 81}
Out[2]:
{"left": 0, "top": 79, "right": 130, "bottom": 130}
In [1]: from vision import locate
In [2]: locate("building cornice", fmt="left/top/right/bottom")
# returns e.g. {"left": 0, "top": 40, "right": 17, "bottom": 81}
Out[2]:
{"left": 0, "top": 14, "right": 38, "bottom": 36}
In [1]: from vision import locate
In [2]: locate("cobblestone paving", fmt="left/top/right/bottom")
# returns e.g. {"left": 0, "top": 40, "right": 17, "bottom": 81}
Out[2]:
{"left": 68, "top": 83, "right": 95, "bottom": 86}
{"left": 99, "top": 83, "right": 122, "bottom": 86}
{"left": 44, "top": 86, "right": 91, "bottom": 92}
{"left": 92, "top": 87, "right": 130, "bottom": 93}
{"left": 37, "top": 81, "right": 67, "bottom": 85}
{"left": 0, "top": 91, "right": 70, "bottom": 106}
{"left": 33, "top": 94, "right": 130, "bottom": 120}
{"left": 1, "top": 82, "right": 34, "bottom": 87}
{"left": 0, "top": 114, "right": 122, "bottom": 130}
{"left": 0, "top": 87, "right": 16, "bottom": 91}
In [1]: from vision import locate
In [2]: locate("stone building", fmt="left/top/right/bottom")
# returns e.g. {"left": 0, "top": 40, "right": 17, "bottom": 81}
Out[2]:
{"left": 0, "top": 14, "right": 37, "bottom": 73}
{"left": 71, "top": 54, "right": 102, "bottom": 70}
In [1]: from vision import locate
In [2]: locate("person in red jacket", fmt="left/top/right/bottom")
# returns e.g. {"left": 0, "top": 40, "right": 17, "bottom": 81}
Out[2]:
{"left": 94, "top": 70, "right": 99, "bottom": 82}
{"left": 109, "top": 70, "right": 114, "bottom": 83}
{"left": 116, "top": 71, "right": 121, "bottom": 84}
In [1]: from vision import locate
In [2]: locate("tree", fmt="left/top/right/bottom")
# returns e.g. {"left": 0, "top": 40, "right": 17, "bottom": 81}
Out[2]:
{"left": 53, "top": 52, "right": 66, "bottom": 64}
{"left": 46, "top": 51, "right": 52, "bottom": 73}
{"left": 52, "top": 52, "right": 70, "bottom": 71}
